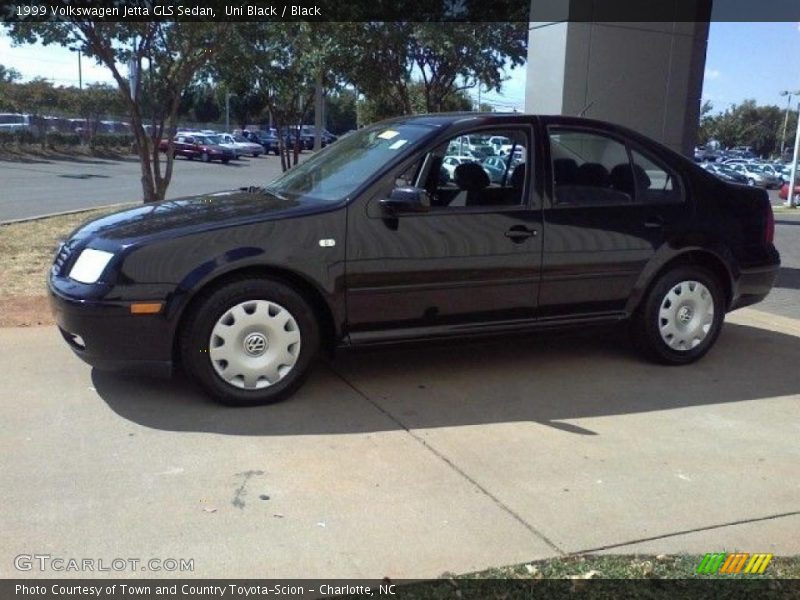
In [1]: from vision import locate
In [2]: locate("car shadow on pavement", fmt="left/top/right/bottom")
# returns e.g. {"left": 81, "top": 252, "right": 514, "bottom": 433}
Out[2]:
{"left": 93, "top": 321, "right": 800, "bottom": 437}
{"left": 776, "top": 267, "right": 800, "bottom": 291}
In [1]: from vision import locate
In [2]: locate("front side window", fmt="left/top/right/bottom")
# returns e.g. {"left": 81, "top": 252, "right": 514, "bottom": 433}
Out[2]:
{"left": 407, "top": 128, "right": 530, "bottom": 209}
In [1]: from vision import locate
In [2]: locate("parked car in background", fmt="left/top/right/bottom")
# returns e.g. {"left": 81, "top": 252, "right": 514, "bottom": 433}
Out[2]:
{"left": 299, "top": 125, "right": 338, "bottom": 147}
{"left": 729, "top": 163, "right": 781, "bottom": 188}
{"left": 216, "top": 133, "right": 263, "bottom": 158}
{"left": 0, "top": 112, "right": 32, "bottom": 131}
{"left": 779, "top": 179, "right": 800, "bottom": 202}
{"left": 49, "top": 114, "right": 780, "bottom": 407}
{"left": 481, "top": 155, "right": 515, "bottom": 184}
{"left": 159, "top": 133, "right": 235, "bottom": 163}
{"left": 441, "top": 155, "right": 477, "bottom": 180}
{"left": 241, "top": 129, "right": 281, "bottom": 155}
{"left": 281, "top": 127, "right": 313, "bottom": 150}
{"left": 701, "top": 163, "right": 748, "bottom": 184}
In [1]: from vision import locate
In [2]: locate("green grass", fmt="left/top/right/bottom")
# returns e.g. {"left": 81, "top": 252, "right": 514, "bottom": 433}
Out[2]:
{"left": 372, "top": 555, "right": 800, "bottom": 600}
{"left": 462, "top": 554, "right": 800, "bottom": 579}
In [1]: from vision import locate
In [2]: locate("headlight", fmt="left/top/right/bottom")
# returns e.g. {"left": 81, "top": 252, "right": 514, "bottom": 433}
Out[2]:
{"left": 69, "top": 249, "right": 115, "bottom": 284}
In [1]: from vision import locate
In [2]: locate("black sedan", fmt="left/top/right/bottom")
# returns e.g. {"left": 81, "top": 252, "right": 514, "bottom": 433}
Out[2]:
{"left": 50, "top": 114, "right": 780, "bottom": 406}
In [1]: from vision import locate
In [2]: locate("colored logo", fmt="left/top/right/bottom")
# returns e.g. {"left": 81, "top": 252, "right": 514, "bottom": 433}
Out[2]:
{"left": 696, "top": 553, "right": 773, "bottom": 575}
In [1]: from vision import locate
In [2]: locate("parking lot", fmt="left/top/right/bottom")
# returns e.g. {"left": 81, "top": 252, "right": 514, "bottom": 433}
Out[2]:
{"left": 0, "top": 154, "right": 292, "bottom": 222}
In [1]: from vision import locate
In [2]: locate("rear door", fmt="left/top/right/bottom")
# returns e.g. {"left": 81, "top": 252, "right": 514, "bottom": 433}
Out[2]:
{"left": 540, "top": 124, "right": 688, "bottom": 319}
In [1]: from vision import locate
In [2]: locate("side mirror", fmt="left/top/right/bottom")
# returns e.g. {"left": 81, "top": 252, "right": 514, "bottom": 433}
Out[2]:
{"left": 379, "top": 186, "right": 430, "bottom": 215}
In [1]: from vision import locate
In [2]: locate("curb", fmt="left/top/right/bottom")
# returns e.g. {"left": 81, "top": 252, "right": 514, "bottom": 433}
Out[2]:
{"left": 0, "top": 202, "right": 137, "bottom": 226}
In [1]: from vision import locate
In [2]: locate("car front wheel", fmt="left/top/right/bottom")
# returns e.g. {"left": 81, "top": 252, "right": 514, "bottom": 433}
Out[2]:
{"left": 201, "top": 152, "right": 210, "bottom": 162}
{"left": 632, "top": 266, "right": 724, "bottom": 365}
{"left": 180, "top": 278, "right": 320, "bottom": 406}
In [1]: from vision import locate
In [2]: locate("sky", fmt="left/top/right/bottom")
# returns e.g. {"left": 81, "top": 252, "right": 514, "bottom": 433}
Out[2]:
{"left": 1, "top": 22, "right": 799, "bottom": 114}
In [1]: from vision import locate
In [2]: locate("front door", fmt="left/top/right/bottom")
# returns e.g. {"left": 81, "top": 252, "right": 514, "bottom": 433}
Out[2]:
{"left": 345, "top": 125, "right": 543, "bottom": 340}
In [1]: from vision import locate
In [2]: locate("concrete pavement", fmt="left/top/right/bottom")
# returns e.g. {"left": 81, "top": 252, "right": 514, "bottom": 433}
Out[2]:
{"left": 1, "top": 307, "right": 798, "bottom": 578}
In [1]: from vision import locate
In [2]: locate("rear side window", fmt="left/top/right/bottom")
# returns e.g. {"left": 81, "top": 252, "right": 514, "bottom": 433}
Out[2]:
{"left": 630, "top": 149, "right": 682, "bottom": 203}
{"left": 549, "top": 128, "right": 683, "bottom": 206}
{"left": 549, "top": 130, "right": 634, "bottom": 206}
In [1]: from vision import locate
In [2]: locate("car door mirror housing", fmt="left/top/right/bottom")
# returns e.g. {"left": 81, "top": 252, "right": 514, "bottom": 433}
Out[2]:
{"left": 380, "top": 187, "right": 430, "bottom": 215}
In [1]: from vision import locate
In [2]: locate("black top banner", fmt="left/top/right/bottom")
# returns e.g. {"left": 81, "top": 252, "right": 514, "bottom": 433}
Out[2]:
{"left": 2, "top": 0, "right": 800, "bottom": 22}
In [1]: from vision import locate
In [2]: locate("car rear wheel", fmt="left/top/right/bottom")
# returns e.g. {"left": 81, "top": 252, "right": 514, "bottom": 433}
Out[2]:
{"left": 631, "top": 266, "right": 724, "bottom": 365}
{"left": 180, "top": 278, "right": 320, "bottom": 406}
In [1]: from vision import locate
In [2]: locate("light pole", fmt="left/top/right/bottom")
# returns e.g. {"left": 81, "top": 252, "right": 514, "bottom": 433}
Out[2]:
{"left": 787, "top": 100, "right": 800, "bottom": 208}
{"left": 225, "top": 91, "right": 236, "bottom": 133}
{"left": 779, "top": 90, "right": 800, "bottom": 158}
{"left": 69, "top": 47, "right": 82, "bottom": 90}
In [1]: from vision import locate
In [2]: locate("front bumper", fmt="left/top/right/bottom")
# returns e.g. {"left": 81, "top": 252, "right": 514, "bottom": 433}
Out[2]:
{"left": 49, "top": 279, "right": 173, "bottom": 377}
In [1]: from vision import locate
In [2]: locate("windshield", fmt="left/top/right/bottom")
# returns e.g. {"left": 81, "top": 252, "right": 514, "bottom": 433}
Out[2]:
{"left": 234, "top": 135, "right": 248, "bottom": 143}
{"left": 265, "top": 122, "right": 433, "bottom": 202}
{"left": 204, "top": 135, "right": 222, "bottom": 145}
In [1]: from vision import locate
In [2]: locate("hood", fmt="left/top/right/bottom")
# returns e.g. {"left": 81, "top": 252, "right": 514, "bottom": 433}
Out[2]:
{"left": 69, "top": 188, "right": 312, "bottom": 244}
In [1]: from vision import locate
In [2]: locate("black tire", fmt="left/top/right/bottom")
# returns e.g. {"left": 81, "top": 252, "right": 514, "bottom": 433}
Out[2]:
{"left": 253, "top": 153, "right": 260, "bottom": 158}
{"left": 222, "top": 158, "right": 229, "bottom": 164}
{"left": 180, "top": 278, "right": 320, "bottom": 406}
{"left": 201, "top": 152, "right": 210, "bottom": 163}
{"left": 273, "top": 148, "right": 280, "bottom": 156}
{"left": 631, "top": 266, "right": 724, "bottom": 365}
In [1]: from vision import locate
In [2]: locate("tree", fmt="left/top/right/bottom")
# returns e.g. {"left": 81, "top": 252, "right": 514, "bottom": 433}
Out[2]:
{"left": 6, "top": 21, "right": 229, "bottom": 202}
{"left": 699, "top": 100, "right": 788, "bottom": 158}
{"left": 213, "top": 23, "right": 347, "bottom": 171}
{"left": 345, "top": 22, "right": 527, "bottom": 116}
{"left": 67, "top": 83, "right": 126, "bottom": 144}
{"left": 0, "top": 64, "right": 21, "bottom": 83}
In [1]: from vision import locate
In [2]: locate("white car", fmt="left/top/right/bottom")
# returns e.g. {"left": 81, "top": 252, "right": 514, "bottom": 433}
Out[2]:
{"left": 216, "top": 133, "right": 263, "bottom": 158}
{"left": 441, "top": 155, "right": 477, "bottom": 180}
{"left": 730, "top": 163, "right": 781, "bottom": 189}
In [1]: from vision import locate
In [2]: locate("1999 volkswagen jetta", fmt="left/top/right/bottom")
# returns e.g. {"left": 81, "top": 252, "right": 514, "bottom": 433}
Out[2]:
{"left": 49, "top": 114, "right": 780, "bottom": 406}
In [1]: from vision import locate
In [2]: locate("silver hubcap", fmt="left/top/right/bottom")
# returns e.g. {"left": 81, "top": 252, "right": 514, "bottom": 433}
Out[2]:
{"left": 209, "top": 300, "right": 301, "bottom": 390}
{"left": 658, "top": 280, "right": 714, "bottom": 351}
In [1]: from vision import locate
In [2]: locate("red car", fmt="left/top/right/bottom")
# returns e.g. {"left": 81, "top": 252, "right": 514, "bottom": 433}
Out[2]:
{"left": 779, "top": 179, "right": 800, "bottom": 201}
{"left": 159, "top": 133, "right": 235, "bottom": 163}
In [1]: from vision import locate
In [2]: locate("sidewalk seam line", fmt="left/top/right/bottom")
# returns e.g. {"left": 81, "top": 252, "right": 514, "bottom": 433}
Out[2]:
{"left": 326, "top": 363, "right": 565, "bottom": 556}
{"left": 572, "top": 509, "right": 800, "bottom": 555}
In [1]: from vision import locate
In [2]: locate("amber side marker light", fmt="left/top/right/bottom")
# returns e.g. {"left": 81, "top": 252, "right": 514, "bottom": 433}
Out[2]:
{"left": 130, "top": 302, "right": 163, "bottom": 315}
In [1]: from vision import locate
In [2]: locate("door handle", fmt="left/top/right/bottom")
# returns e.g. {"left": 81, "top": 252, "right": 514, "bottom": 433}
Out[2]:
{"left": 505, "top": 225, "right": 538, "bottom": 242}
{"left": 644, "top": 216, "right": 664, "bottom": 229}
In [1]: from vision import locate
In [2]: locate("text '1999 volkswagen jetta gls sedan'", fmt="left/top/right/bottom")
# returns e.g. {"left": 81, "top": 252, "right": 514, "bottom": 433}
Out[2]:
{"left": 49, "top": 114, "right": 780, "bottom": 406}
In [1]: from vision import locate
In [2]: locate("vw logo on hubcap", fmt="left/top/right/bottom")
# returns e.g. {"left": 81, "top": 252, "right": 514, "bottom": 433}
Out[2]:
{"left": 243, "top": 332, "right": 268, "bottom": 357}
{"left": 677, "top": 305, "right": 693, "bottom": 324}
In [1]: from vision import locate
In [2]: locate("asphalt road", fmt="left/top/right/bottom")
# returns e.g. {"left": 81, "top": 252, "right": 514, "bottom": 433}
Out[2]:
{"left": 0, "top": 154, "right": 292, "bottom": 222}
